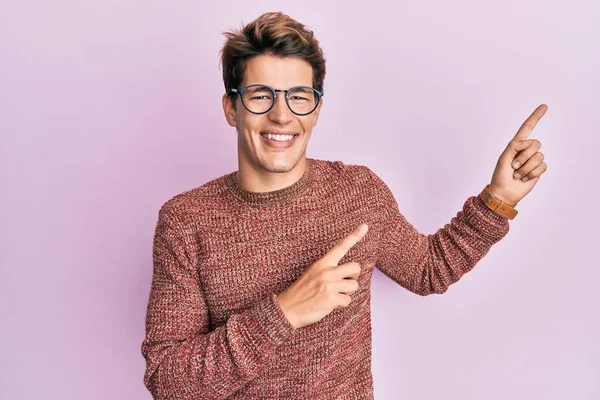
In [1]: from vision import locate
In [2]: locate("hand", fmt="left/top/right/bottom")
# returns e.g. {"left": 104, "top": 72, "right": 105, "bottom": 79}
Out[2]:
{"left": 276, "top": 223, "right": 369, "bottom": 329}
{"left": 488, "top": 104, "right": 549, "bottom": 206}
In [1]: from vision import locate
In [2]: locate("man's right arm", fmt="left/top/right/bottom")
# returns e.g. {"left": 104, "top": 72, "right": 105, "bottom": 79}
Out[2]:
{"left": 140, "top": 207, "right": 296, "bottom": 400}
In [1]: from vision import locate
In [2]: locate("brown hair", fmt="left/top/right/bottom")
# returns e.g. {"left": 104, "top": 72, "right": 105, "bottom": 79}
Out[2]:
{"left": 220, "top": 11, "right": 326, "bottom": 102}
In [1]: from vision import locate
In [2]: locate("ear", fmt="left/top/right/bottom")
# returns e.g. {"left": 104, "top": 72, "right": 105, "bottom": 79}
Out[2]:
{"left": 222, "top": 93, "right": 237, "bottom": 127}
{"left": 312, "top": 97, "right": 324, "bottom": 127}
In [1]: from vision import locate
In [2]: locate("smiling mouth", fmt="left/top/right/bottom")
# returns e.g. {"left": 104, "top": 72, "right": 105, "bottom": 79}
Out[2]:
{"left": 260, "top": 133, "right": 298, "bottom": 141}
{"left": 260, "top": 133, "right": 299, "bottom": 149}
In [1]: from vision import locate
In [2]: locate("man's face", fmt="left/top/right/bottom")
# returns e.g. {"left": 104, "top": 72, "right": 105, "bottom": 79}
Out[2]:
{"left": 222, "top": 54, "right": 323, "bottom": 174}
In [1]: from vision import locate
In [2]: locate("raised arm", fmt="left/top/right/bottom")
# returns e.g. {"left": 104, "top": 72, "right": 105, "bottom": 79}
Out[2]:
{"left": 141, "top": 206, "right": 296, "bottom": 399}
{"left": 367, "top": 167, "right": 510, "bottom": 296}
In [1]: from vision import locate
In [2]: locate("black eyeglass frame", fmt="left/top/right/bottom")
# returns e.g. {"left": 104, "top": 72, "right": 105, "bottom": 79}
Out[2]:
{"left": 229, "top": 84, "right": 324, "bottom": 116}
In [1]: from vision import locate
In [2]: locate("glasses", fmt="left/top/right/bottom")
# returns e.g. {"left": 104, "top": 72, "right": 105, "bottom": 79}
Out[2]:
{"left": 229, "top": 84, "right": 324, "bottom": 116}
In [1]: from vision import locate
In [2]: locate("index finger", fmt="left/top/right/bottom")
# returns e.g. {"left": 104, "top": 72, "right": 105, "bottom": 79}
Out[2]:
{"left": 514, "top": 104, "right": 548, "bottom": 140}
{"left": 322, "top": 224, "right": 369, "bottom": 265}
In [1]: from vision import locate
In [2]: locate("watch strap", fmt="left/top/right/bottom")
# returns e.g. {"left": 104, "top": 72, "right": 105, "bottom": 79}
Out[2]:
{"left": 479, "top": 184, "right": 518, "bottom": 220}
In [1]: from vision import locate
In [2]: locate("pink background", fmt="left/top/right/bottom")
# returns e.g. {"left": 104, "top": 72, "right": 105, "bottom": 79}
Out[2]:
{"left": 2, "top": 1, "right": 598, "bottom": 399}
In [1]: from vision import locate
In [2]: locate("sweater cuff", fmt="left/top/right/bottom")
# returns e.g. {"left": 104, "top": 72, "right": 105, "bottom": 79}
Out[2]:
{"left": 243, "top": 293, "right": 296, "bottom": 350}
{"left": 465, "top": 194, "right": 510, "bottom": 242}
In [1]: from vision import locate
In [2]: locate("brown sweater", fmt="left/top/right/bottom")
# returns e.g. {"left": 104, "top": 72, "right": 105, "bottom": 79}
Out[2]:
{"left": 141, "top": 157, "right": 510, "bottom": 399}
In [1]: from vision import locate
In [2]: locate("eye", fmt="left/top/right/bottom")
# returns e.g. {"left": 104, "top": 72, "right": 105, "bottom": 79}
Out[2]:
{"left": 288, "top": 87, "right": 315, "bottom": 102}
{"left": 243, "top": 86, "right": 274, "bottom": 101}
{"left": 290, "top": 95, "right": 309, "bottom": 101}
{"left": 249, "top": 95, "right": 272, "bottom": 100}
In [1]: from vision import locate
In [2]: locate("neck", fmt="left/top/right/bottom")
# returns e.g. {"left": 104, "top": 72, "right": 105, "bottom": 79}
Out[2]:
{"left": 236, "top": 156, "right": 307, "bottom": 193}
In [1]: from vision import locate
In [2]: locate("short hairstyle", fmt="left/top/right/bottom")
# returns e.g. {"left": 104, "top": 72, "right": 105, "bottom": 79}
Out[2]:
{"left": 220, "top": 11, "right": 326, "bottom": 103}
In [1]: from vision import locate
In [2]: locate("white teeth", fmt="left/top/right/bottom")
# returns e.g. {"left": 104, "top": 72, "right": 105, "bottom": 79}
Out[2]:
{"left": 263, "top": 133, "right": 295, "bottom": 141}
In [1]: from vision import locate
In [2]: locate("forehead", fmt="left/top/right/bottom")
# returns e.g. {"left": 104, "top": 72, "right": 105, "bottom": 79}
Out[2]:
{"left": 242, "top": 54, "right": 313, "bottom": 88}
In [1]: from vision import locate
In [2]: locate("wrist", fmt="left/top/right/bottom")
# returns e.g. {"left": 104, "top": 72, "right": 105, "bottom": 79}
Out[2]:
{"left": 488, "top": 184, "right": 518, "bottom": 207}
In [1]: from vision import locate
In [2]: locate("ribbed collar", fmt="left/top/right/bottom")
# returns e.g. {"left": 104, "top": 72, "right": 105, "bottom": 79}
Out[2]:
{"left": 225, "top": 158, "right": 315, "bottom": 207}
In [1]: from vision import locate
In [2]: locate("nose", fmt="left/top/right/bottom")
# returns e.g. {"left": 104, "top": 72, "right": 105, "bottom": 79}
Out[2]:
{"left": 267, "top": 92, "right": 293, "bottom": 125}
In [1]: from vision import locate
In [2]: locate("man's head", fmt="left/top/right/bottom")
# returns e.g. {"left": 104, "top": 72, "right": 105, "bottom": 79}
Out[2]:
{"left": 220, "top": 12, "right": 326, "bottom": 175}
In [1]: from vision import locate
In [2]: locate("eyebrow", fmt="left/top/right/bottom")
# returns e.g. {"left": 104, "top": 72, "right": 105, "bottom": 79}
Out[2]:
{"left": 246, "top": 86, "right": 272, "bottom": 91}
{"left": 291, "top": 87, "right": 312, "bottom": 93}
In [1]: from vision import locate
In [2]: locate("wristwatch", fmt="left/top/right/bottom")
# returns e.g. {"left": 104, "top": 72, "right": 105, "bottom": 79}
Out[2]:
{"left": 479, "top": 184, "right": 518, "bottom": 220}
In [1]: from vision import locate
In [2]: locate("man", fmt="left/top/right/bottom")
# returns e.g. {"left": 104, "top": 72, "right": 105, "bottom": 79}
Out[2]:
{"left": 141, "top": 11, "right": 548, "bottom": 399}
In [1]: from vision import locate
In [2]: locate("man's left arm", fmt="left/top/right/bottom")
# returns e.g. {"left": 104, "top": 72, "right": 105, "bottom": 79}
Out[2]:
{"left": 370, "top": 104, "right": 549, "bottom": 295}
{"left": 370, "top": 168, "right": 510, "bottom": 296}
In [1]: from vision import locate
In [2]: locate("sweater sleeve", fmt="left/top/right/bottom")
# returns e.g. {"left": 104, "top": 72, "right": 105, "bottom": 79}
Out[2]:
{"left": 366, "top": 167, "right": 511, "bottom": 296}
{"left": 141, "top": 206, "right": 296, "bottom": 399}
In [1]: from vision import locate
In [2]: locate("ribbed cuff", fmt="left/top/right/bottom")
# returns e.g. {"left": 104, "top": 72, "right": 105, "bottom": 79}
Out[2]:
{"left": 466, "top": 195, "right": 510, "bottom": 242}
{"left": 242, "top": 293, "right": 296, "bottom": 353}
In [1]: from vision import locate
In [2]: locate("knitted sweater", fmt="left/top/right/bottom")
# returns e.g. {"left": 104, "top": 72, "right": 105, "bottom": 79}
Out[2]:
{"left": 141, "top": 157, "right": 510, "bottom": 399}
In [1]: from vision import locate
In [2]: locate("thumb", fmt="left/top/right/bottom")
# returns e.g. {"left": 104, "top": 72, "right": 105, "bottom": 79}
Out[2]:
{"left": 510, "top": 139, "right": 533, "bottom": 154}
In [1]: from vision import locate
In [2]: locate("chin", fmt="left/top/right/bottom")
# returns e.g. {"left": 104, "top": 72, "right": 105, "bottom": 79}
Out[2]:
{"left": 259, "top": 155, "right": 301, "bottom": 174}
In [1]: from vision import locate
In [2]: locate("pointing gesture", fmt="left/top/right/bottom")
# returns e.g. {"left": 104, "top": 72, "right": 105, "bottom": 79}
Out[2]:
{"left": 488, "top": 104, "right": 549, "bottom": 206}
{"left": 276, "top": 224, "right": 369, "bottom": 329}
{"left": 321, "top": 223, "right": 369, "bottom": 266}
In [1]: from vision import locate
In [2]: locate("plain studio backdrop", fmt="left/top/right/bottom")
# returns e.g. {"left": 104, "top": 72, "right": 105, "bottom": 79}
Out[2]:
{"left": 1, "top": 1, "right": 598, "bottom": 399}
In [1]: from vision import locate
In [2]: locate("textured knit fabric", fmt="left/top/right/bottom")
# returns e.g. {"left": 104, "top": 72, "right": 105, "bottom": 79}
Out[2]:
{"left": 141, "top": 157, "right": 510, "bottom": 399}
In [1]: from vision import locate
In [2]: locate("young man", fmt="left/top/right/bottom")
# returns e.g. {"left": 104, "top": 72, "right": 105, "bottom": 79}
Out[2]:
{"left": 141, "top": 11, "right": 547, "bottom": 399}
